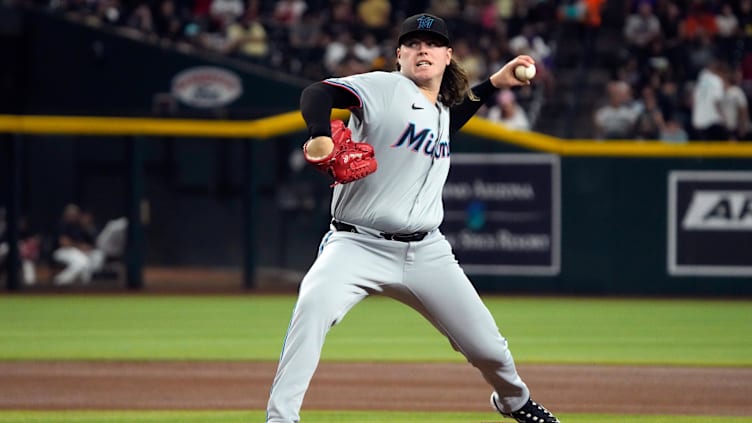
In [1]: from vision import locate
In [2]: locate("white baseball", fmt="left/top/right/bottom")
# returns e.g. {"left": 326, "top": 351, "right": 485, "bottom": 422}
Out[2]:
{"left": 514, "top": 64, "right": 536, "bottom": 81}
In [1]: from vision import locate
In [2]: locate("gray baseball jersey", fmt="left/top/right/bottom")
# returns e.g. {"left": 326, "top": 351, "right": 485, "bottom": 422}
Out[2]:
{"left": 326, "top": 71, "right": 451, "bottom": 233}
{"left": 266, "top": 71, "right": 529, "bottom": 423}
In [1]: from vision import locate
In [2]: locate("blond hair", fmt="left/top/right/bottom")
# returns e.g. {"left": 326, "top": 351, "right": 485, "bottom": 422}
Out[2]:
{"left": 439, "top": 58, "right": 470, "bottom": 107}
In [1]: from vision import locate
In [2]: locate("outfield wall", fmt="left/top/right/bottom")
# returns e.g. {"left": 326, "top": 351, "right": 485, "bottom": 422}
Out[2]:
{"left": 4, "top": 126, "right": 750, "bottom": 296}
{"left": 449, "top": 133, "right": 752, "bottom": 296}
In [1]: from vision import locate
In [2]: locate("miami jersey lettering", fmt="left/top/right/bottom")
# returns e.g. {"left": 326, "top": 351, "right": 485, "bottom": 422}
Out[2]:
{"left": 392, "top": 122, "right": 450, "bottom": 159}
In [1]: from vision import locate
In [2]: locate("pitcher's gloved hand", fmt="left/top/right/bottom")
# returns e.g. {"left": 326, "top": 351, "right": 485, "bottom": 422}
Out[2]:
{"left": 304, "top": 120, "right": 378, "bottom": 185}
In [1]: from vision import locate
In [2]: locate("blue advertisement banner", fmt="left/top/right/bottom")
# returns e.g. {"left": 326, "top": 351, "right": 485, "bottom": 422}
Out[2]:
{"left": 668, "top": 171, "right": 752, "bottom": 276}
{"left": 441, "top": 154, "right": 560, "bottom": 275}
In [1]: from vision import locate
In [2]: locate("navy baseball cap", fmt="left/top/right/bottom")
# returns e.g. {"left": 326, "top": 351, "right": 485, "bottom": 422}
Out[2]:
{"left": 398, "top": 13, "right": 450, "bottom": 46}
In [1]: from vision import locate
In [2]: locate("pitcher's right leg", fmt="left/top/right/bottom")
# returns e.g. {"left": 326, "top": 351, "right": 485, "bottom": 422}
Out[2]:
{"left": 266, "top": 274, "right": 368, "bottom": 422}
{"left": 266, "top": 234, "right": 377, "bottom": 422}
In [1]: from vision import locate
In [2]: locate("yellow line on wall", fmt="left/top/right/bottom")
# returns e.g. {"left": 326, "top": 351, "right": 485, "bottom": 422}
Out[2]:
{"left": 462, "top": 117, "right": 752, "bottom": 157}
{"left": 0, "top": 111, "right": 351, "bottom": 139}
{"left": 0, "top": 112, "right": 300, "bottom": 138}
{"left": 2, "top": 112, "right": 752, "bottom": 158}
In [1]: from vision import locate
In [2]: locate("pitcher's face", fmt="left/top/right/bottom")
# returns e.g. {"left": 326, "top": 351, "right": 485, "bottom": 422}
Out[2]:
{"left": 397, "top": 35, "right": 452, "bottom": 84}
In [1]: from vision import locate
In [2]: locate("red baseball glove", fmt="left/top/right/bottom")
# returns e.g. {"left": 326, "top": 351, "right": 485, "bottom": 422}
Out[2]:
{"left": 304, "top": 120, "right": 378, "bottom": 185}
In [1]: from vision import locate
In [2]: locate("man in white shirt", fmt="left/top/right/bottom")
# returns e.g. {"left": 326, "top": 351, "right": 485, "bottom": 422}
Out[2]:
{"left": 691, "top": 61, "right": 728, "bottom": 141}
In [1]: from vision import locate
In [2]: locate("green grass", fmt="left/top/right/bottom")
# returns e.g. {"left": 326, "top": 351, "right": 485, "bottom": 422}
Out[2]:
{"left": 1, "top": 296, "right": 750, "bottom": 421}
{"left": 0, "top": 296, "right": 750, "bottom": 365}
{"left": 0, "top": 410, "right": 750, "bottom": 423}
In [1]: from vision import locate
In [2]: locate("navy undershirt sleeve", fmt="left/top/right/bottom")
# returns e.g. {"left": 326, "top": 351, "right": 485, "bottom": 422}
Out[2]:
{"left": 449, "top": 79, "right": 498, "bottom": 135}
{"left": 300, "top": 82, "right": 360, "bottom": 138}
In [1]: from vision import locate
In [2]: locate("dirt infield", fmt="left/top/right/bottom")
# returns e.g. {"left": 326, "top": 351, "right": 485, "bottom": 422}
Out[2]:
{"left": 5, "top": 269, "right": 751, "bottom": 417}
{"left": 1, "top": 361, "right": 751, "bottom": 416}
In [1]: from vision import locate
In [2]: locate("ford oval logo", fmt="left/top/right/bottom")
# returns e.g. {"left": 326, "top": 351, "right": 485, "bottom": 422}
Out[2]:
{"left": 171, "top": 66, "right": 243, "bottom": 108}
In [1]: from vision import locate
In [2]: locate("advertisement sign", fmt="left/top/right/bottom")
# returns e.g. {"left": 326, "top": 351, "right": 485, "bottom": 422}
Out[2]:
{"left": 171, "top": 66, "right": 243, "bottom": 108}
{"left": 441, "top": 154, "right": 560, "bottom": 275}
{"left": 668, "top": 171, "right": 752, "bottom": 276}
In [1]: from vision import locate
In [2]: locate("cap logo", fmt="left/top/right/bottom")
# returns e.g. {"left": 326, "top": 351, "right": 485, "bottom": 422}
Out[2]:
{"left": 416, "top": 15, "right": 435, "bottom": 29}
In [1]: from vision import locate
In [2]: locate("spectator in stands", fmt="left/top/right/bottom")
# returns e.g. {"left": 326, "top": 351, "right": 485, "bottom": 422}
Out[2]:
{"left": 715, "top": 2, "right": 736, "bottom": 33}
{"left": 688, "top": 30, "right": 720, "bottom": 80}
{"left": 93, "top": 0, "right": 123, "bottom": 26}
{"left": 356, "top": 0, "right": 390, "bottom": 39}
{"left": 594, "top": 80, "right": 641, "bottom": 139}
{"left": 181, "top": 18, "right": 208, "bottom": 50}
{"left": 327, "top": 0, "right": 355, "bottom": 37}
{"left": 152, "top": 0, "right": 176, "bottom": 38}
{"left": 660, "top": 117, "right": 690, "bottom": 143}
{"left": 125, "top": 2, "right": 155, "bottom": 37}
{"left": 643, "top": 38, "right": 672, "bottom": 85}
{"left": 510, "top": 24, "right": 553, "bottom": 69}
{"left": 740, "top": 1, "right": 752, "bottom": 92}
{"left": 509, "top": 23, "right": 555, "bottom": 95}
{"left": 691, "top": 60, "right": 728, "bottom": 140}
{"left": 51, "top": 204, "right": 105, "bottom": 286}
{"left": 742, "top": 51, "right": 752, "bottom": 96}
{"left": 79, "top": 209, "right": 100, "bottom": 248}
{"left": 633, "top": 86, "right": 665, "bottom": 140}
{"left": 272, "top": 0, "right": 307, "bottom": 28}
{"left": 192, "top": 0, "right": 211, "bottom": 19}
{"left": 740, "top": 0, "right": 752, "bottom": 48}
{"left": 199, "top": 16, "right": 231, "bottom": 52}
{"left": 323, "top": 30, "right": 355, "bottom": 75}
{"left": 0, "top": 210, "right": 39, "bottom": 286}
{"left": 225, "top": 12, "right": 269, "bottom": 62}
{"left": 658, "top": 1, "right": 685, "bottom": 77}
{"left": 657, "top": 79, "right": 686, "bottom": 126}
{"left": 353, "top": 33, "right": 383, "bottom": 69}
{"left": 720, "top": 65, "right": 751, "bottom": 141}
{"left": 18, "top": 225, "right": 40, "bottom": 286}
{"left": 208, "top": 0, "right": 243, "bottom": 27}
{"left": 680, "top": 1, "right": 718, "bottom": 41}
{"left": 615, "top": 56, "right": 642, "bottom": 94}
{"left": 486, "top": 88, "right": 531, "bottom": 131}
{"left": 715, "top": 2, "right": 740, "bottom": 64}
{"left": 477, "top": 0, "right": 501, "bottom": 36}
{"left": 624, "top": 0, "right": 662, "bottom": 66}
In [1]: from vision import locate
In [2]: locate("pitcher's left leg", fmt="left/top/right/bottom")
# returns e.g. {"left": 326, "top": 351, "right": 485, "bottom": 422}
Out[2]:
{"left": 403, "top": 235, "right": 528, "bottom": 413}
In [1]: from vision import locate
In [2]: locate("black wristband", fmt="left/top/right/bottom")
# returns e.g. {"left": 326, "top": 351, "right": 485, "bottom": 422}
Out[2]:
{"left": 471, "top": 79, "right": 498, "bottom": 102}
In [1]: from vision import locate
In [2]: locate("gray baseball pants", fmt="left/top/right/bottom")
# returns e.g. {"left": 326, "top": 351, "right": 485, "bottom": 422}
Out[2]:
{"left": 266, "top": 227, "right": 529, "bottom": 422}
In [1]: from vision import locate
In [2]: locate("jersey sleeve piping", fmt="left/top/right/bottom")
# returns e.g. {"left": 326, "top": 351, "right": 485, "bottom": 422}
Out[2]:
{"left": 323, "top": 80, "right": 364, "bottom": 109}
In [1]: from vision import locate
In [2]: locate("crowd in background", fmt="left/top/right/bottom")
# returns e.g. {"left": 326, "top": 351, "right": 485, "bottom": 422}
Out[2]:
{"left": 37, "top": 0, "right": 567, "bottom": 129}
{"left": 13, "top": 0, "right": 752, "bottom": 141}
{"left": 595, "top": 0, "right": 752, "bottom": 142}
{"left": 42, "top": 0, "right": 561, "bottom": 83}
